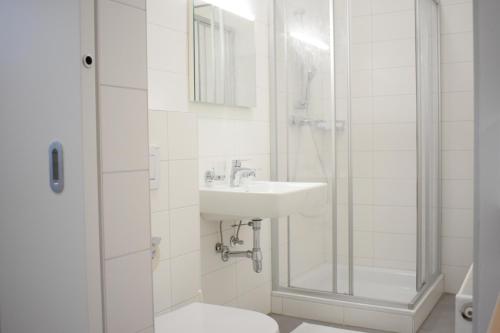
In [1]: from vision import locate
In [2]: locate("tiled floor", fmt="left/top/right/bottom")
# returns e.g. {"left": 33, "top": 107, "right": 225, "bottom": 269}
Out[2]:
{"left": 269, "top": 294, "right": 455, "bottom": 333}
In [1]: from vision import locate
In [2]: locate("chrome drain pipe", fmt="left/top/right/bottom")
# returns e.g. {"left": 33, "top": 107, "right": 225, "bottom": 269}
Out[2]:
{"left": 215, "top": 218, "right": 263, "bottom": 273}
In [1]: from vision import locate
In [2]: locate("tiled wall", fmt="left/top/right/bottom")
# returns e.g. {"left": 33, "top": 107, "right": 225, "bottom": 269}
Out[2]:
{"left": 192, "top": 0, "right": 273, "bottom": 313}
{"left": 439, "top": 0, "right": 474, "bottom": 293}
{"left": 344, "top": 0, "right": 475, "bottom": 293}
{"left": 346, "top": 0, "right": 418, "bottom": 271}
{"left": 146, "top": 0, "right": 202, "bottom": 315}
{"left": 96, "top": 0, "right": 154, "bottom": 332}
{"left": 348, "top": 0, "right": 475, "bottom": 292}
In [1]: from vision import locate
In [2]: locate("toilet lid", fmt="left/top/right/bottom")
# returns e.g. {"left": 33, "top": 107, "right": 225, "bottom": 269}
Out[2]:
{"left": 155, "top": 302, "right": 279, "bottom": 333}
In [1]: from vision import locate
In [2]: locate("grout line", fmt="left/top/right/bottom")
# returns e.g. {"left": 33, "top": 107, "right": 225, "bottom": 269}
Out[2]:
{"left": 102, "top": 168, "right": 149, "bottom": 175}
{"left": 148, "top": 66, "right": 187, "bottom": 76}
{"left": 105, "top": 248, "right": 151, "bottom": 262}
{"left": 100, "top": 83, "right": 147, "bottom": 92}
{"left": 107, "top": 0, "right": 145, "bottom": 11}
{"left": 147, "top": 21, "right": 188, "bottom": 35}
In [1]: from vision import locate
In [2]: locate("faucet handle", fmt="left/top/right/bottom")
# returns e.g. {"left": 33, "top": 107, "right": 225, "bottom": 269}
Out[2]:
{"left": 232, "top": 159, "right": 242, "bottom": 168}
{"left": 205, "top": 168, "right": 225, "bottom": 185}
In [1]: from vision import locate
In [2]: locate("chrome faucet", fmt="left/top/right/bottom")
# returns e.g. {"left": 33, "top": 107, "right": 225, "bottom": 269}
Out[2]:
{"left": 229, "top": 160, "right": 256, "bottom": 187}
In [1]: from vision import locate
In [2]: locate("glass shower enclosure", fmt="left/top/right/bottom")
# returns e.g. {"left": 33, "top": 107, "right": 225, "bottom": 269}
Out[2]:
{"left": 271, "top": 0, "right": 441, "bottom": 308}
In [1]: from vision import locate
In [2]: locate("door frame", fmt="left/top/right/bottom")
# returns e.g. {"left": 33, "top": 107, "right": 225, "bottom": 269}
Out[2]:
{"left": 81, "top": 0, "right": 104, "bottom": 331}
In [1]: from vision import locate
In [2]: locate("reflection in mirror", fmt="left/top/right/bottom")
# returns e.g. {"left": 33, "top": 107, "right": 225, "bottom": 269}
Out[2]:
{"left": 191, "top": 0, "right": 256, "bottom": 108}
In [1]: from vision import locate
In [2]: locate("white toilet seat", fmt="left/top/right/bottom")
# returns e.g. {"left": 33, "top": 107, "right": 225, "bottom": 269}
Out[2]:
{"left": 155, "top": 302, "right": 279, "bottom": 333}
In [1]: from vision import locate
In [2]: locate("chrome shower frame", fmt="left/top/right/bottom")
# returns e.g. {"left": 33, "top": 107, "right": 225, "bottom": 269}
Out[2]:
{"left": 269, "top": 0, "right": 442, "bottom": 311}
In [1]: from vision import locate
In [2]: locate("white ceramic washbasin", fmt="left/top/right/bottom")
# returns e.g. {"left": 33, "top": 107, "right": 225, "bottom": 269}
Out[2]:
{"left": 200, "top": 181, "right": 327, "bottom": 220}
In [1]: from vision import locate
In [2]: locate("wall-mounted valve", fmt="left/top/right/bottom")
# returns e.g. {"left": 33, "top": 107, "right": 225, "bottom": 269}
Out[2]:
{"left": 215, "top": 218, "right": 263, "bottom": 273}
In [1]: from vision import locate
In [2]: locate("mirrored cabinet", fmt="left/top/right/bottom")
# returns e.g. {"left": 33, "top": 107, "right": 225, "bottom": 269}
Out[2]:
{"left": 189, "top": 0, "right": 257, "bottom": 108}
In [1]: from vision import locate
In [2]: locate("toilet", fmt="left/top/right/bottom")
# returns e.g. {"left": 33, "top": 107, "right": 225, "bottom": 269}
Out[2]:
{"left": 155, "top": 302, "right": 279, "bottom": 333}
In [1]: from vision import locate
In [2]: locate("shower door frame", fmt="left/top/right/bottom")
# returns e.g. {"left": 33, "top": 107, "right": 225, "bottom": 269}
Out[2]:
{"left": 270, "top": 0, "right": 443, "bottom": 311}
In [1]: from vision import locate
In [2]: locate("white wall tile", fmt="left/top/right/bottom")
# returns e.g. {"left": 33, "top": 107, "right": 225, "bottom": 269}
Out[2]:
{"left": 202, "top": 265, "right": 237, "bottom": 305}
{"left": 442, "top": 179, "right": 473, "bottom": 209}
{"left": 103, "top": 172, "right": 151, "bottom": 258}
{"left": 373, "top": 151, "right": 416, "bottom": 179}
{"left": 105, "top": 251, "right": 153, "bottom": 333}
{"left": 353, "top": 205, "right": 373, "bottom": 231}
{"left": 351, "top": 70, "right": 372, "bottom": 97}
{"left": 254, "top": 0, "right": 270, "bottom": 24}
{"left": 147, "top": 24, "right": 187, "bottom": 74}
{"left": 441, "top": 32, "right": 473, "bottom": 63}
{"left": 440, "top": 0, "right": 472, "bottom": 5}
{"left": 150, "top": 161, "right": 169, "bottom": 212}
{"left": 236, "top": 250, "right": 271, "bottom": 295}
{"left": 98, "top": 0, "right": 147, "bottom": 88}
{"left": 372, "top": 0, "right": 414, "bottom": 14}
{"left": 169, "top": 159, "right": 198, "bottom": 208}
{"left": 201, "top": 231, "right": 232, "bottom": 274}
{"left": 442, "top": 237, "right": 473, "bottom": 266}
{"left": 440, "top": 2, "right": 473, "bottom": 34}
{"left": 441, "top": 62, "right": 474, "bottom": 92}
{"left": 442, "top": 265, "right": 469, "bottom": 293}
{"left": 442, "top": 121, "right": 474, "bottom": 150}
{"left": 373, "top": 39, "right": 415, "bottom": 69}
{"left": 237, "top": 283, "right": 272, "bottom": 314}
{"left": 354, "top": 231, "right": 374, "bottom": 258}
{"left": 442, "top": 150, "right": 473, "bottom": 179}
{"left": 137, "top": 327, "right": 154, "bottom": 333}
{"left": 372, "top": 11, "right": 415, "bottom": 42}
{"left": 148, "top": 110, "right": 169, "bottom": 160}
{"left": 442, "top": 92, "right": 474, "bottom": 121}
{"left": 352, "top": 124, "right": 373, "bottom": 151}
{"left": 351, "top": 97, "right": 373, "bottom": 124}
{"left": 147, "top": 0, "right": 187, "bottom": 32}
{"left": 351, "top": 0, "right": 372, "bottom": 17}
{"left": 351, "top": 44, "right": 372, "bottom": 70}
{"left": 113, "top": 0, "right": 146, "bottom": 9}
{"left": 168, "top": 112, "right": 198, "bottom": 160}
{"left": 171, "top": 251, "right": 201, "bottom": 305}
{"left": 170, "top": 206, "right": 200, "bottom": 257}
{"left": 148, "top": 70, "right": 188, "bottom": 111}
{"left": 151, "top": 210, "right": 170, "bottom": 259}
{"left": 373, "top": 95, "right": 416, "bottom": 123}
{"left": 373, "top": 206, "right": 416, "bottom": 234}
{"left": 197, "top": 118, "right": 236, "bottom": 157}
{"left": 353, "top": 178, "right": 373, "bottom": 205}
{"left": 100, "top": 86, "right": 148, "bottom": 172}
{"left": 352, "top": 152, "right": 373, "bottom": 178}
{"left": 373, "top": 67, "right": 416, "bottom": 96}
{"left": 153, "top": 259, "right": 171, "bottom": 313}
{"left": 373, "top": 233, "right": 416, "bottom": 262}
{"left": 373, "top": 123, "right": 416, "bottom": 151}
{"left": 442, "top": 209, "right": 473, "bottom": 238}
{"left": 351, "top": 16, "right": 372, "bottom": 44}
{"left": 373, "top": 179, "right": 416, "bottom": 206}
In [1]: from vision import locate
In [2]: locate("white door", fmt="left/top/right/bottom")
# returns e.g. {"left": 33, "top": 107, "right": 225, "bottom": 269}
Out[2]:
{"left": 0, "top": 1, "right": 102, "bottom": 332}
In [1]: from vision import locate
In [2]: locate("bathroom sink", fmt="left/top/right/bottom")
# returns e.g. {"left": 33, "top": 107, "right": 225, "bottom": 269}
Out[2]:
{"left": 200, "top": 181, "right": 327, "bottom": 220}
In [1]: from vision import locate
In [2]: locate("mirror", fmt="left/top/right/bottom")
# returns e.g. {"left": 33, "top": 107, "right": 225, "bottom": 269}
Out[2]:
{"left": 190, "top": 0, "right": 256, "bottom": 108}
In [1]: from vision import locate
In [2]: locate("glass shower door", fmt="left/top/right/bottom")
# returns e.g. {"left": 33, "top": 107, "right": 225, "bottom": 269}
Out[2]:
{"left": 274, "top": 0, "right": 337, "bottom": 293}
{"left": 272, "top": 0, "right": 441, "bottom": 306}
